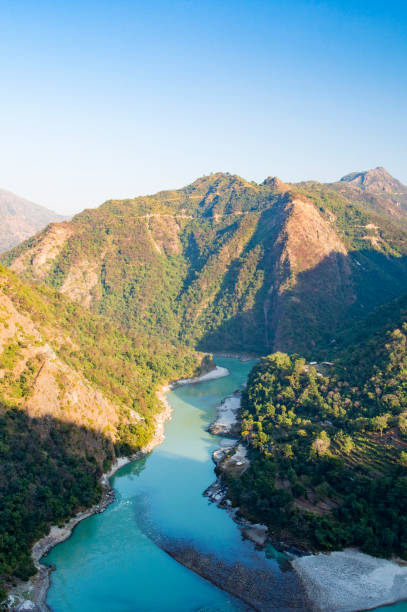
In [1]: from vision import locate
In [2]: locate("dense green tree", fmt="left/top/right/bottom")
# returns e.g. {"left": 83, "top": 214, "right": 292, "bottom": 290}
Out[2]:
{"left": 226, "top": 317, "right": 407, "bottom": 558}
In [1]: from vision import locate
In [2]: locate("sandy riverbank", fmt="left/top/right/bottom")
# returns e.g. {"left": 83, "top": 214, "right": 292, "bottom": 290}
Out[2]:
{"left": 211, "top": 351, "right": 257, "bottom": 362}
{"left": 173, "top": 365, "right": 229, "bottom": 386}
{"left": 292, "top": 549, "right": 407, "bottom": 612}
{"left": 208, "top": 391, "right": 242, "bottom": 436}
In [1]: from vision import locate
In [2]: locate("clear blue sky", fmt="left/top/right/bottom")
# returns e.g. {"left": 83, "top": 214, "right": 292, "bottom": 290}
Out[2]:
{"left": 0, "top": 0, "right": 406, "bottom": 215}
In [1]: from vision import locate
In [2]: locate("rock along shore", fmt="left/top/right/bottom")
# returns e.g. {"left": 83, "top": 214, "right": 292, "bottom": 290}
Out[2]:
{"left": 205, "top": 389, "right": 270, "bottom": 550}
{"left": 8, "top": 364, "right": 229, "bottom": 611}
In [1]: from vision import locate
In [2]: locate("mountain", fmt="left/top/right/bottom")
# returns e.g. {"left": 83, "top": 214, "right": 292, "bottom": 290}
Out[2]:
{"left": 327, "top": 167, "right": 407, "bottom": 221}
{"left": 3, "top": 170, "right": 407, "bottom": 356}
{"left": 0, "top": 265, "right": 200, "bottom": 590}
{"left": 225, "top": 292, "right": 407, "bottom": 559}
{"left": 339, "top": 166, "right": 406, "bottom": 193}
{"left": 0, "top": 189, "right": 67, "bottom": 253}
{"left": 2, "top": 167, "right": 407, "bottom": 597}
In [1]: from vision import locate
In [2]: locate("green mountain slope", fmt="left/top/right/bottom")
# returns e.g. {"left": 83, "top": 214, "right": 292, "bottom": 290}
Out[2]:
{"left": 4, "top": 170, "right": 407, "bottom": 356}
{"left": 224, "top": 294, "right": 407, "bottom": 558}
{"left": 0, "top": 265, "right": 199, "bottom": 592}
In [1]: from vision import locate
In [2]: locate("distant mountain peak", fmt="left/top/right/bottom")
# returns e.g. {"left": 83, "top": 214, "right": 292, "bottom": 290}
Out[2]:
{"left": 339, "top": 167, "right": 407, "bottom": 194}
{"left": 262, "top": 176, "right": 288, "bottom": 191}
{"left": 0, "top": 188, "right": 67, "bottom": 253}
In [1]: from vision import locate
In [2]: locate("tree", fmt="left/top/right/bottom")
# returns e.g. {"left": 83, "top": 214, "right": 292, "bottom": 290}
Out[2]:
{"left": 282, "top": 444, "right": 294, "bottom": 459}
{"left": 311, "top": 430, "right": 331, "bottom": 457}
{"left": 400, "top": 451, "right": 407, "bottom": 468}
{"left": 399, "top": 415, "right": 407, "bottom": 435}
{"left": 342, "top": 435, "right": 355, "bottom": 455}
{"left": 335, "top": 431, "right": 355, "bottom": 455}
{"left": 372, "top": 413, "right": 390, "bottom": 437}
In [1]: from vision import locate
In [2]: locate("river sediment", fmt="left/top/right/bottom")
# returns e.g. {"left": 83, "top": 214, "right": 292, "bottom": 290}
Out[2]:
{"left": 153, "top": 537, "right": 310, "bottom": 612}
{"left": 292, "top": 550, "right": 407, "bottom": 612}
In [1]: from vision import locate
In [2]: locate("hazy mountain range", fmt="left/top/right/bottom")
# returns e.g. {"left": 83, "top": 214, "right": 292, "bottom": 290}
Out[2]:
{"left": 0, "top": 189, "right": 67, "bottom": 253}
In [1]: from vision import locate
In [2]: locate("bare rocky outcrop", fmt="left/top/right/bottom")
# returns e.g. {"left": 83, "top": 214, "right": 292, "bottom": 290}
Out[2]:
{"left": 340, "top": 166, "right": 407, "bottom": 194}
{"left": 263, "top": 194, "right": 354, "bottom": 352}
{"left": 262, "top": 176, "right": 289, "bottom": 192}
{"left": 10, "top": 222, "right": 72, "bottom": 279}
{"left": 147, "top": 214, "right": 184, "bottom": 255}
{"left": 60, "top": 259, "right": 100, "bottom": 308}
{"left": 333, "top": 167, "right": 407, "bottom": 220}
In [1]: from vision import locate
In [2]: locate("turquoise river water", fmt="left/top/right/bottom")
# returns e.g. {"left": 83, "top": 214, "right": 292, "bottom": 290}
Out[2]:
{"left": 43, "top": 357, "right": 407, "bottom": 612}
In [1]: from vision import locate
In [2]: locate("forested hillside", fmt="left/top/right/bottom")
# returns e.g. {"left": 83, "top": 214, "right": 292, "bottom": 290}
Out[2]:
{"left": 3, "top": 169, "right": 407, "bottom": 355}
{"left": 2, "top": 167, "right": 407, "bottom": 597}
{"left": 0, "top": 266, "right": 199, "bottom": 595}
{"left": 224, "top": 294, "right": 407, "bottom": 558}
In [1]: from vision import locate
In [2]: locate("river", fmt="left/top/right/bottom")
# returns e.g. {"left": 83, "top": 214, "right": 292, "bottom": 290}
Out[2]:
{"left": 42, "top": 357, "right": 407, "bottom": 612}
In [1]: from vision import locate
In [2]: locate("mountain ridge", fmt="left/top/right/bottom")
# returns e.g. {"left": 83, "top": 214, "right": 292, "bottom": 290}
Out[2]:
{"left": 3, "top": 168, "right": 407, "bottom": 356}
{"left": 339, "top": 166, "right": 407, "bottom": 193}
{"left": 327, "top": 167, "right": 407, "bottom": 222}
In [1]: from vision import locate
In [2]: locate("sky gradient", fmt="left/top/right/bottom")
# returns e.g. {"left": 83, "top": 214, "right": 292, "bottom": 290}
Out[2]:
{"left": 0, "top": 0, "right": 406, "bottom": 215}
